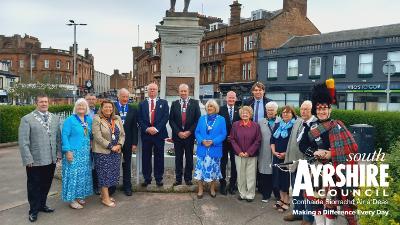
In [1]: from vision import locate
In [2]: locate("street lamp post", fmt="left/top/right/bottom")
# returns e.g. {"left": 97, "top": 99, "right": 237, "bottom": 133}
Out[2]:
{"left": 66, "top": 20, "right": 87, "bottom": 102}
{"left": 383, "top": 59, "right": 396, "bottom": 111}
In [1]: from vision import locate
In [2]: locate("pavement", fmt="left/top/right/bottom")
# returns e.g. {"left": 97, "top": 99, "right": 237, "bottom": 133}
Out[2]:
{"left": 0, "top": 145, "right": 348, "bottom": 225}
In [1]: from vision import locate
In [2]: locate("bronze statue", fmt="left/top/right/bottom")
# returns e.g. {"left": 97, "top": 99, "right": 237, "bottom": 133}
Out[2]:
{"left": 170, "top": 0, "right": 191, "bottom": 12}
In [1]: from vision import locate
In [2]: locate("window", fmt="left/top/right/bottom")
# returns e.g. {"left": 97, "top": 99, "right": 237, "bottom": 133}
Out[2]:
{"left": 333, "top": 55, "right": 346, "bottom": 75}
{"left": 358, "top": 53, "right": 373, "bottom": 74}
{"left": 268, "top": 61, "right": 278, "bottom": 78}
{"left": 19, "top": 60, "right": 24, "bottom": 68}
{"left": 44, "top": 59, "right": 50, "bottom": 69}
{"left": 221, "top": 65, "right": 225, "bottom": 81}
{"left": 220, "top": 41, "right": 225, "bottom": 53}
{"left": 0, "top": 77, "right": 3, "bottom": 89}
{"left": 31, "top": 58, "right": 36, "bottom": 68}
{"left": 202, "top": 45, "right": 206, "bottom": 57}
{"left": 309, "top": 57, "right": 321, "bottom": 76}
{"left": 56, "top": 60, "right": 61, "bottom": 69}
{"left": 243, "top": 35, "right": 253, "bottom": 51}
{"left": 387, "top": 51, "right": 400, "bottom": 73}
{"left": 208, "top": 44, "right": 213, "bottom": 56}
{"left": 242, "top": 63, "right": 251, "bottom": 80}
{"left": 215, "top": 42, "right": 219, "bottom": 55}
{"left": 287, "top": 59, "right": 298, "bottom": 77}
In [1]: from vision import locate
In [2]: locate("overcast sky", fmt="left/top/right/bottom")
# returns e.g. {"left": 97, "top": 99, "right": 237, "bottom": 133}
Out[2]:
{"left": 2, "top": 0, "right": 400, "bottom": 74}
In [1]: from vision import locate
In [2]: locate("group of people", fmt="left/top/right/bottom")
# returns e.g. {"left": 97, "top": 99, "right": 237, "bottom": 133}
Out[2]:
{"left": 18, "top": 80, "right": 358, "bottom": 225}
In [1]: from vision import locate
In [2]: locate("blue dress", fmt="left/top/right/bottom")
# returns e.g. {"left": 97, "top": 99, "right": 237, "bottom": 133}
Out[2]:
{"left": 61, "top": 115, "right": 93, "bottom": 202}
{"left": 193, "top": 114, "right": 227, "bottom": 182}
{"left": 94, "top": 123, "right": 121, "bottom": 188}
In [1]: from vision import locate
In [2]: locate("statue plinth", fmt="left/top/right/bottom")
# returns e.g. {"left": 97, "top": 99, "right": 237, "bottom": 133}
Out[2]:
{"left": 166, "top": 11, "right": 198, "bottom": 18}
{"left": 156, "top": 14, "right": 206, "bottom": 103}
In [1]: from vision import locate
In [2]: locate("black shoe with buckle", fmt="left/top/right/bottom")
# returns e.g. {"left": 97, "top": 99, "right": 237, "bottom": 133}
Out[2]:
{"left": 156, "top": 182, "right": 164, "bottom": 187}
{"left": 29, "top": 213, "right": 38, "bottom": 222}
{"left": 39, "top": 206, "right": 55, "bottom": 213}
{"left": 185, "top": 180, "right": 193, "bottom": 186}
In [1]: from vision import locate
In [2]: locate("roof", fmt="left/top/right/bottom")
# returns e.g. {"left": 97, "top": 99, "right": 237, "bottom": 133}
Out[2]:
{"left": 281, "top": 23, "right": 400, "bottom": 48}
{"left": 0, "top": 70, "right": 19, "bottom": 78}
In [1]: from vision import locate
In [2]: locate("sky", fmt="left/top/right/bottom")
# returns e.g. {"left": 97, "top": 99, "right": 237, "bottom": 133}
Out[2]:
{"left": 1, "top": 0, "right": 400, "bottom": 74}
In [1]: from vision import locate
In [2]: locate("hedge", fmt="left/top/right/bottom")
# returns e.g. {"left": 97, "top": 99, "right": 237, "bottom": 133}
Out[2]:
{"left": 0, "top": 106, "right": 399, "bottom": 151}
{"left": 356, "top": 138, "right": 400, "bottom": 225}
{"left": 0, "top": 105, "right": 73, "bottom": 143}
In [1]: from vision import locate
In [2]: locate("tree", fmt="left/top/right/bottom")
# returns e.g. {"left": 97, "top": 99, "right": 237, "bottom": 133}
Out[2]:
{"left": 8, "top": 82, "right": 70, "bottom": 104}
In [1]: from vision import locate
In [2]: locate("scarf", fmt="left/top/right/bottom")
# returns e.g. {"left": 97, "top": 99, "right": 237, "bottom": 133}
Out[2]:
{"left": 267, "top": 117, "right": 276, "bottom": 127}
{"left": 309, "top": 120, "right": 358, "bottom": 167}
{"left": 273, "top": 118, "right": 295, "bottom": 139}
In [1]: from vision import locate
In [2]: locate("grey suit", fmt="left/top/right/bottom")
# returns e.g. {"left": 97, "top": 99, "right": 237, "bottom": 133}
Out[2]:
{"left": 18, "top": 110, "right": 61, "bottom": 215}
{"left": 258, "top": 117, "right": 280, "bottom": 174}
{"left": 18, "top": 110, "right": 61, "bottom": 166}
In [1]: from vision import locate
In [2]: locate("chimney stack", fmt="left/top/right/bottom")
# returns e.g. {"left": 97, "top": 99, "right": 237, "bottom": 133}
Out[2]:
{"left": 230, "top": 1, "right": 242, "bottom": 26}
{"left": 84, "top": 48, "right": 89, "bottom": 58}
{"left": 283, "top": 0, "right": 307, "bottom": 17}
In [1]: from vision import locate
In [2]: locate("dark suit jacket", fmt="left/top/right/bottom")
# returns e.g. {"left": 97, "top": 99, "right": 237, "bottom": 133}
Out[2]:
{"left": 115, "top": 103, "right": 138, "bottom": 148}
{"left": 218, "top": 105, "right": 240, "bottom": 143}
{"left": 243, "top": 96, "right": 272, "bottom": 119}
{"left": 169, "top": 99, "right": 201, "bottom": 142}
{"left": 138, "top": 98, "right": 169, "bottom": 140}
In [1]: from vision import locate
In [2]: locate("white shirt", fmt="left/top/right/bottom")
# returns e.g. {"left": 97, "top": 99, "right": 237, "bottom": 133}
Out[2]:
{"left": 227, "top": 105, "right": 235, "bottom": 122}
{"left": 297, "top": 115, "right": 316, "bottom": 143}
{"left": 147, "top": 97, "right": 159, "bottom": 132}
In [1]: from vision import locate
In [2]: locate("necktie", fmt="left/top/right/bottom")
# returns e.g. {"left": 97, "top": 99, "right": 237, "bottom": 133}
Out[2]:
{"left": 150, "top": 99, "right": 155, "bottom": 126}
{"left": 229, "top": 107, "right": 233, "bottom": 124}
{"left": 254, "top": 100, "right": 260, "bottom": 122}
{"left": 182, "top": 100, "right": 187, "bottom": 128}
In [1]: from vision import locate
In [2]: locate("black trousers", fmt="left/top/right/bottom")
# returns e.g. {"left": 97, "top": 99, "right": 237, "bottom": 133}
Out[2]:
{"left": 219, "top": 143, "right": 237, "bottom": 185}
{"left": 26, "top": 163, "right": 56, "bottom": 214}
{"left": 122, "top": 144, "right": 133, "bottom": 189}
{"left": 174, "top": 138, "right": 194, "bottom": 182}
{"left": 258, "top": 173, "right": 273, "bottom": 199}
{"left": 142, "top": 138, "right": 164, "bottom": 183}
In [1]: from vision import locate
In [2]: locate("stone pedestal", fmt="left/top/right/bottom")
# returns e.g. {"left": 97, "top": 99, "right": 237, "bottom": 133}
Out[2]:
{"left": 156, "top": 13, "right": 205, "bottom": 103}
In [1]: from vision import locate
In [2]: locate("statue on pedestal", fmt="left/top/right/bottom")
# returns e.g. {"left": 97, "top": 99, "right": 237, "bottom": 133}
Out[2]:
{"left": 170, "top": 0, "right": 191, "bottom": 13}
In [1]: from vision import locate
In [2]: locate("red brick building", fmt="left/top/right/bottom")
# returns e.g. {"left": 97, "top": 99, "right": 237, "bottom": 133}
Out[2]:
{"left": 0, "top": 34, "right": 94, "bottom": 97}
{"left": 200, "top": 0, "right": 320, "bottom": 101}
{"left": 110, "top": 69, "right": 134, "bottom": 94}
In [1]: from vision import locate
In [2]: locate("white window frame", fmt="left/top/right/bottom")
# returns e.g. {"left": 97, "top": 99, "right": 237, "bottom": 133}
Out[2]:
{"left": 202, "top": 45, "right": 206, "bottom": 57}
{"left": 215, "top": 42, "right": 219, "bottom": 55}
{"left": 387, "top": 51, "right": 400, "bottom": 73}
{"left": 287, "top": 59, "right": 298, "bottom": 77}
{"left": 208, "top": 44, "right": 213, "bottom": 56}
{"left": 309, "top": 57, "right": 321, "bottom": 76}
{"left": 44, "top": 59, "right": 50, "bottom": 69}
{"left": 358, "top": 53, "right": 373, "bottom": 74}
{"left": 31, "top": 58, "right": 36, "bottom": 68}
{"left": 67, "top": 61, "right": 70, "bottom": 70}
{"left": 19, "top": 60, "right": 24, "bottom": 68}
{"left": 333, "top": 55, "right": 346, "bottom": 75}
{"left": 56, "top": 60, "right": 61, "bottom": 69}
{"left": 220, "top": 41, "right": 225, "bottom": 53}
{"left": 268, "top": 61, "right": 278, "bottom": 78}
{"left": 242, "top": 64, "right": 247, "bottom": 80}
